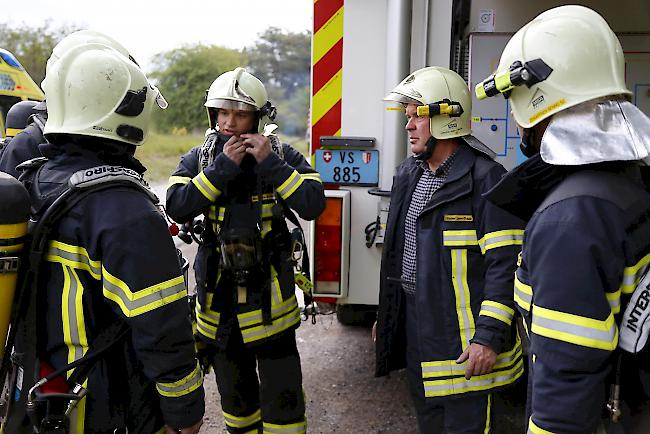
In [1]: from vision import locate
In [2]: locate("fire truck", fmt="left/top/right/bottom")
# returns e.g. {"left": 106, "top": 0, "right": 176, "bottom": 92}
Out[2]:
{"left": 308, "top": 0, "right": 650, "bottom": 324}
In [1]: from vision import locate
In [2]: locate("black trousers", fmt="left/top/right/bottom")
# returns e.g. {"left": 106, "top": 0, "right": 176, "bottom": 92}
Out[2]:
{"left": 210, "top": 325, "right": 306, "bottom": 433}
{"left": 405, "top": 291, "right": 493, "bottom": 434}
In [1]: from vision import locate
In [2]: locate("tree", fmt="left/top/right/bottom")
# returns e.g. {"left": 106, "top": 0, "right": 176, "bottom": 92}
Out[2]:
{"left": 0, "top": 22, "right": 77, "bottom": 86}
{"left": 245, "top": 27, "right": 311, "bottom": 98}
{"left": 149, "top": 44, "right": 244, "bottom": 132}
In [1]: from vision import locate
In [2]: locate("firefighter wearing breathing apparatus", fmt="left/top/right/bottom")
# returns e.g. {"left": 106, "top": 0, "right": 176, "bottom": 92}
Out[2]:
{"left": 166, "top": 67, "right": 324, "bottom": 434}
{"left": 1, "top": 39, "right": 205, "bottom": 433}
{"left": 476, "top": 5, "right": 650, "bottom": 433}
{"left": 375, "top": 67, "right": 525, "bottom": 434}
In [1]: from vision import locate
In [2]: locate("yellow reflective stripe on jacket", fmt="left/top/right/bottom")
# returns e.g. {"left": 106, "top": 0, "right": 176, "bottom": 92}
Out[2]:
{"left": 300, "top": 172, "right": 322, "bottom": 183}
{"left": 168, "top": 175, "right": 191, "bottom": 186}
{"left": 238, "top": 295, "right": 298, "bottom": 327}
{"left": 61, "top": 266, "right": 88, "bottom": 368}
{"left": 531, "top": 304, "right": 618, "bottom": 350}
{"left": 527, "top": 417, "right": 553, "bottom": 434}
{"left": 422, "top": 337, "right": 522, "bottom": 378}
{"left": 223, "top": 409, "right": 261, "bottom": 429}
{"left": 607, "top": 289, "right": 621, "bottom": 314}
{"left": 443, "top": 230, "right": 478, "bottom": 247}
{"left": 192, "top": 171, "right": 221, "bottom": 201}
{"left": 196, "top": 290, "right": 221, "bottom": 340}
{"left": 46, "top": 241, "right": 101, "bottom": 280}
{"left": 620, "top": 252, "right": 650, "bottom": 294}
{"left": 277, "top": 170, "right": 304, "bottom": 200}
{"left": 208, "top": 206, "right": 226, "bottom": 223}
{"left": 479, "top": 300, "right": 515, "bottom": 326}
{"left": 102, "top": 268, "right": 187, "bottom": 318}
{"left": 263, "top": 419, "right": 307, "bottom": 434}
{"left": 156, "top": 362, "right": 203, "bottom": 397}
{"left": 262, "top": 203, "right": 275, "bottom": 219}
{"left": 270, "top": 266, "right": 283, "bottom": 306}
{"left": 451, "top": 249, "right": 475, "bottom": 351}
{"left": 422, "top": 346, "right": 524, "bottom": 397}
{"left": 239, "top": 306, "right": 301, "bottom": 344}
{"left": 478, "top": 229, "right": 524, "bottom": 254}
{"left": 514, "top": 272, "right": 532, "bottom": 312}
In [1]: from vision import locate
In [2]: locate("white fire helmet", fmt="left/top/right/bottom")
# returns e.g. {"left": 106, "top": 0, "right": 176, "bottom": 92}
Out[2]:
{"left": 475, "top": 5, "right": 630, "bottom": 129}
{"left": 41, "top": 43, "right": 167, "bottom": 146}
{"left": 385, "top": 66, "right": 495, "bottom": 157}
{"left": 204, "top": 67, "right": 277, "bottom": 133}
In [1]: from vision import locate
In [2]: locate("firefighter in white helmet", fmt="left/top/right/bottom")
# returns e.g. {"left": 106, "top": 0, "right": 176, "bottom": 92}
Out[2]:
{"left": 477, "top": 5, "right": 650, "bottom": 432}
{"left": 376, "top": 66, "right": 524, "bottom": 433}
{"left": 167, "top": 67, "right": 324, "bottom": 434}
{"left": 0, "top": 29, "right": 140, "bottom": 179}
{"left": 3, "top": 41, "right": 204, "bottom": 433}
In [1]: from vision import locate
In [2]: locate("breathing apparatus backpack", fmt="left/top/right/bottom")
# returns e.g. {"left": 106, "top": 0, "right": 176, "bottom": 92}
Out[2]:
{"left": 536, "top": 168, "right": 650, "bottom": 421}
{"left": 0, "top": 159, "right": 163, "bottom": 434}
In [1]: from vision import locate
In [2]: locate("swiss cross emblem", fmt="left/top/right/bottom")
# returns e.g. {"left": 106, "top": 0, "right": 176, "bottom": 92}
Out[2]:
{"left": 323, "top": 151, "right": 332, "bottom": 163}
{"left": 362, "top": 151, "right": 372, "bottom": 164}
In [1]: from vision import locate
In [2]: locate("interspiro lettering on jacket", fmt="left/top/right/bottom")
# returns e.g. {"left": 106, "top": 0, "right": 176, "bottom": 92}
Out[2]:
{"left": 627, "top": 288, "right": 650, "bottom": 333}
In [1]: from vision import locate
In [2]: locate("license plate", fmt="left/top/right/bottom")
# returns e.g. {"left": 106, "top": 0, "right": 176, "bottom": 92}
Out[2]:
{"left": 315, "top": 149, "right": 379, "bottom": 186}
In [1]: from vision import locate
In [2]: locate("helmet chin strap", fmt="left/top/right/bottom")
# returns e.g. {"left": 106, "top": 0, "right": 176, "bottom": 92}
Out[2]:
{"left": 415, "top": 136, "right": 437, "bottom": 161}
{"left": 519, "top": 128, "right": 540, "bottom": 158}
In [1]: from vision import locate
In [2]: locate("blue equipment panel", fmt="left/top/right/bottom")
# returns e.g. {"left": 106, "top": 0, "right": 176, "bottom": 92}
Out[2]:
{"left": 315, "top": 149, "right": 379, "bottom": 186}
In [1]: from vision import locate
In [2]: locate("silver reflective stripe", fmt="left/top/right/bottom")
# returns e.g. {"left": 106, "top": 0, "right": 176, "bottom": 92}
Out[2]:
{"left": 532, "top": 311, "right": 617, "bottom": 349}
{"left": 63, "top": 266, "right": 84, "bottom": 363}
{"left": 607, "top": 290, "right": 621, "bottom": 313}
{"left": 514, "top": 274, "right": 532, "bottom": 312}
{"left": 452, "top": 249, "right": 474, "bottom": 348}
{"left": 192, "top": 172, "right": 220, "bottom": 201}
{"left": 48, "top": 246, "right": 101, "bottom": 278}
{"left": 621, "top": 262, "right": 650, "bottom": 293}
{"left": 443, "top": 231, "right": 478, "bottom": 245}
{"left": 241, "top": 308, "right": 300, "bottom": 342}
{"left": 238, "top": 295, "right": 297, "bottom": 327}
{"left": 223, "top": 409, "right": 261, "bottom": 428}
{"left": 102, "top": 278, "right": 185, "bottom": 315}
{"left": 422, "top": 362, "right": 465, "bottom": 377}
{"left": 277, "top": 171, "right": 303, "bottom": 199}
{"left": 479, "top": 231, "right": 524, "bottom": 253}
{"left": 156, "top": 363, "right": 203, "bottom": 397}
{"left": 423, "top": 362, "right": 524, "bottom": 396}
{"left": 480, "top": 303, "right": 514, "bottom": 323}
{"left": 422, "top": 345, "right": 522, "bottom": 378}
{"left": 262, "top": 420, "right": 307, "bottom": 433}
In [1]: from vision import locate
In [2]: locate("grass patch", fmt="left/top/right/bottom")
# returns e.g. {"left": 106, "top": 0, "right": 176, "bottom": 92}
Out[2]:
{"left": 137, "top": 131, "right": 310, "bottom": 184}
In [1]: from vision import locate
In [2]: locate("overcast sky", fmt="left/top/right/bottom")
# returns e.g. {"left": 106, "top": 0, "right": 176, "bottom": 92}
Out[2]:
{"left": 2, "top": 0, "right": 313, "bottom": 72}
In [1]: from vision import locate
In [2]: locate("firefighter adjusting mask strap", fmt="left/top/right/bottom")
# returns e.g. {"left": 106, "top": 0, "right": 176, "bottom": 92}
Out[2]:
{"left": 475, "top": 59, "right": 553, "bottom": 100}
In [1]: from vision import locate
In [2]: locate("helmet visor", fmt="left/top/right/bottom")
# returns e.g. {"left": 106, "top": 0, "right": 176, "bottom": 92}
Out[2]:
{"left": 205, "top": 98, "right": 258, "bottom": 111}
{"left": 383, "top": 91, "right": 423, "bottom": 106}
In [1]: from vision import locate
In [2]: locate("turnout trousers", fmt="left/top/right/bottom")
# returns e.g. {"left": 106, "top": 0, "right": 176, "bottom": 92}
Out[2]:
{"left": 405, "top": 291, "right": 493, "bottom": 434}
{"left": 210, "top": 324, "right": 307, "bottom": 433}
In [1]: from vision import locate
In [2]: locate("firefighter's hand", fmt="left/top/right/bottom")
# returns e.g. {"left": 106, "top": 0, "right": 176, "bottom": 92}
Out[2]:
{"left": 241, "top": 133, "right": 272, "bottom": 163}
{"left": 165, "top": 419, "right": 203, "bottom": 434}
{"left": 223, "top": 135, "right": 247, "bottom": 166}
{"left": 455, "top": 343, "right": 497, "bottom": 380}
